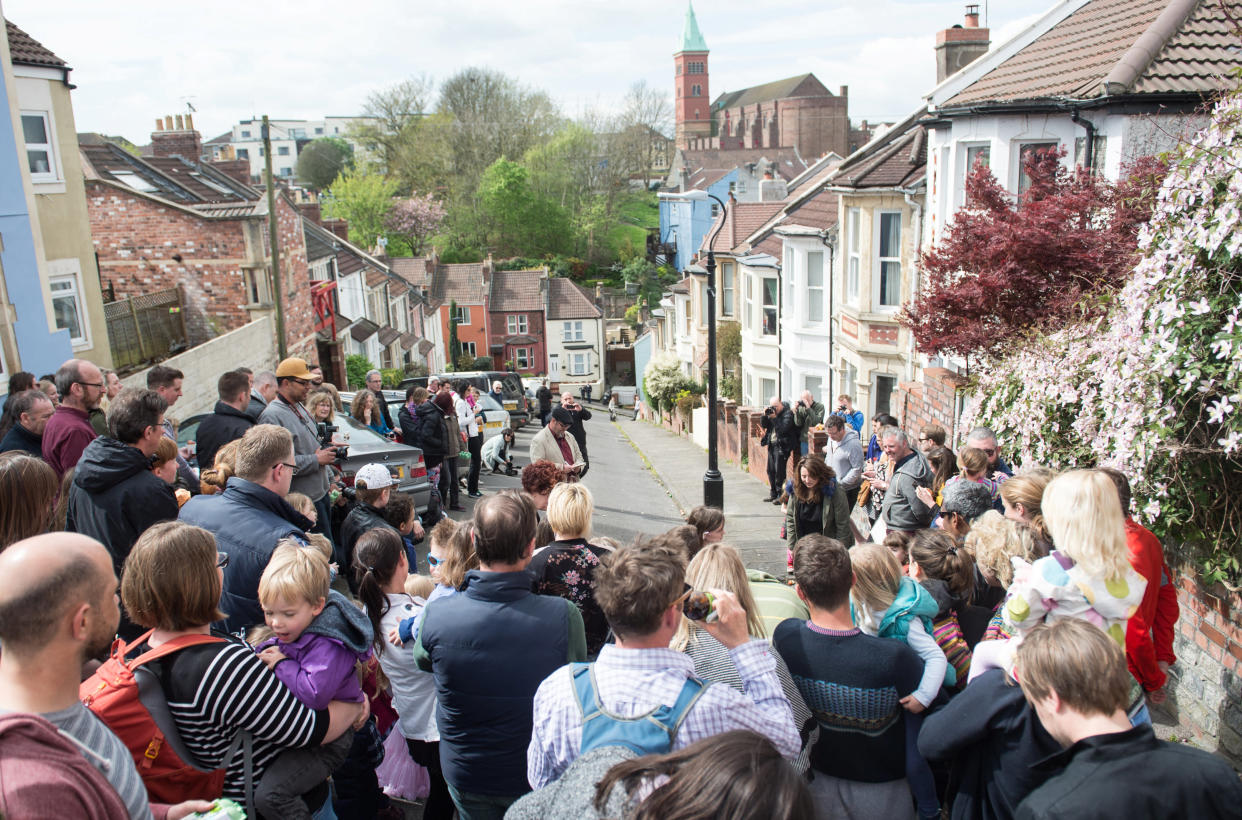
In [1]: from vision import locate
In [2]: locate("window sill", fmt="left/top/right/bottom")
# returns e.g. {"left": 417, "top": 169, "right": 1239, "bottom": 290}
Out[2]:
{"left": 32, "top": 180, "right": 67, "bottom": 195}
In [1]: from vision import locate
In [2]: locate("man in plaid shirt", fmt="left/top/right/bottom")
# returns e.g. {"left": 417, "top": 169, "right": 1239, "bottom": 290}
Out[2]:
{"left": 526, "top": 542, "right": 799, "bottom": 789}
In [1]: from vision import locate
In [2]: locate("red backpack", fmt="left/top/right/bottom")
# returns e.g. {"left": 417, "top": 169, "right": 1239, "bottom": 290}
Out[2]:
{"left": 80, "top": 629, "right": 249, "bottom": 805}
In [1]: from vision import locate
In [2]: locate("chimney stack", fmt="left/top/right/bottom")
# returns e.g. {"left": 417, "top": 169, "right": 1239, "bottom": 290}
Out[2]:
{"left": 149, "top": 113, "right": 204, "bottom": 161}
{"left": 935, "top": 4, "right": 990, "bottom": 83}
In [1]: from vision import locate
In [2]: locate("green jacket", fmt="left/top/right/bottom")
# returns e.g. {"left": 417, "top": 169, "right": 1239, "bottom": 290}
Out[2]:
{"left": 785, "top": 484, "right": 851, "bottom": 548}
{"left": 794, "top": 401, "right": 825, "bottom": 443}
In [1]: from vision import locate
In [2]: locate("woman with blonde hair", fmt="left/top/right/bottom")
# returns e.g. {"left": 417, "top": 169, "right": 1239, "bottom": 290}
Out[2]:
{"left": 528, "top": 483, "right": 610, "bottom": 655}
{"left": 306, "top": 391, "right": 335, "bottom": 426}
{"left": 199, "top": 438, "right": 242, "bottom": 494}
{"left": 971, "top": 470, "right": 1147, "bottom": 685}
{"left": 671, "top": 542, "right": 814, "bottom": 773}
{"left": 965, "top": 512, "right": 1045, "bottom": 642}
{"left": 999, "top": 472, "right": 1053, "bottom": 549}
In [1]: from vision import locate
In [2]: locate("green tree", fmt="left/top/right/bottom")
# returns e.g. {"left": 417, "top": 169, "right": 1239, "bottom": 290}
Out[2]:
{"left": 323, "top": 169, "right": 397, "bottom": 250}
{"left": 296, "top": 137, "right": 353, "bottom": 190}
{"left": 474, "top": 158, "right": 572, "bottom": 257}
{"left": 345, "top": 354, "right": 374, "bottom": 389}
{"left": 448, "top": 300, "right": 461, "bottom": 369}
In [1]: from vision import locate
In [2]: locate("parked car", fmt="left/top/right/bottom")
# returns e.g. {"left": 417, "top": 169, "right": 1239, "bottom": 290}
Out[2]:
{"left": 401, "top": 371, "right": 530, "bottom": 428}
{"left": 177, "top": 410, "right": 433, "bottom": 513}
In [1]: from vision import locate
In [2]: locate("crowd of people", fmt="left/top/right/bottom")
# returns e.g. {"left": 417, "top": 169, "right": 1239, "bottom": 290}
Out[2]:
{"left": 1, "top": 363, "right": 1240, "bottom": 820}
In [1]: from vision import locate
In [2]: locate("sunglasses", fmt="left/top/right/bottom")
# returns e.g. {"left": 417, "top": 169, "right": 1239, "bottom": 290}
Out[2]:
{"left": 426, "top": 553, "right": 441, "bottom": 567}
{"left": 216, "top": 552, "right": 230, "bottom": 569}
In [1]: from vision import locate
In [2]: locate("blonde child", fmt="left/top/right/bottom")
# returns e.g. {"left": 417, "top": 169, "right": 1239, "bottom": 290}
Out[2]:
{"left": 943, "top": 447, "right": 1002, "bottom": 502}
{"left": 403, "top": 573, "right": 435, "bottom": 601}
{"left": 850, "top": 544, "right": 947, "bottom": 820}
{"left": 971, "top": 470, "right": 1147, "bottom": 687}
{"left": 285, "top": 491, "right": 317, "bottom": 528}
{"left": 253, "top": 542, "right": 374, "bottom": 819}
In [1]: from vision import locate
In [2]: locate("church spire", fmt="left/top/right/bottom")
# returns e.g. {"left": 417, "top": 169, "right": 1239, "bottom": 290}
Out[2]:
{"left": 677, "top": 2, "right": 708, "bottom": 54}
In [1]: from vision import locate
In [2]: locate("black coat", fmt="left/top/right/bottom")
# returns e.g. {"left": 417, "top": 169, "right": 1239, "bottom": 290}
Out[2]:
{"left": 411, "top": 400, "right": 449, "bottom": 465}
{"left": 194, "top": 401, "right": 255, "bottom": 473}
{"left": 340, "top": 503, "right": 399, "bottom": 581}
{"left": 0, "top": 422, "right": 41, "bottom": 456}
{"left": 66, "top": 437, "right": 179, "bottom": 576}
{"left": 920, "top": 669, "right": 1061, "bottom": 820}
{"left": 245, "top": 392, "right": 268, "bottom": 422}
{"left": 398, "top": 403, "right": 421, "bottom": 448}
{"left": 1015, "top": 723, "right": 1242, "bottom": 820}
{"left": 760, "top": 404, "right": 799, "bottom": 453}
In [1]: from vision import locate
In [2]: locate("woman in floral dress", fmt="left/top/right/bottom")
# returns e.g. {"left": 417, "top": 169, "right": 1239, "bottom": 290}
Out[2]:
{"left": 525, "top": 482, "right": 612, "bottom": 656}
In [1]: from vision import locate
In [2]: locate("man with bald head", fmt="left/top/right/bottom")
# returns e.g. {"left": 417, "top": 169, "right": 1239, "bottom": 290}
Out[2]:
{"left": 41, "top": 358, "right": 104, "bottom": 476}
{"left": 0, "top": 533, "right": 210, "bottom": 820}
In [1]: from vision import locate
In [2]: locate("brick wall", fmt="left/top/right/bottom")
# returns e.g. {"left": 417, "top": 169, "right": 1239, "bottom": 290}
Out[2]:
{"left": 87, "top": 182, "right": 254, "bottom": 345}
{"left": 270, "top": 194, "right": 316, "bottom": 361}
{"left": 868, "top": 325, "right": 899, "bottom": 346}
{"left": 895, "top": 366, "right": 967, "bottom": 443}
{"left": 1158, "top": 573, "right": 1242, "bottom": 766}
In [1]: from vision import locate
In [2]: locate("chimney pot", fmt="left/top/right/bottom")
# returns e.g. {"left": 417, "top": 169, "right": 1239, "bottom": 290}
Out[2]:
{"left": 965, "top": 4, "right": 980, "bottom": 27}
{"left": 175, "top": 114, "right": 184, "bottom": 130}
{"left": 186, "top": 113, "right": 194, "bottom": 131}
{"left": 154, "top": 118, "right": 162, "bottom": 131}
{"left": 164, "top": 115, "right": 173, "bottom": 130}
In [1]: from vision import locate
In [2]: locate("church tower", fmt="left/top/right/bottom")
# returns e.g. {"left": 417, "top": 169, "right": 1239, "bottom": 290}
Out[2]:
{"left": 674, "top": 2, "right": 711, "bottom": 150}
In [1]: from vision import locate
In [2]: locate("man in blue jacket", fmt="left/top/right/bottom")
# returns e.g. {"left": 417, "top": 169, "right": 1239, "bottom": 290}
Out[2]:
{"left": 413, "top": 491, "right": 586, "bottom": 820}
{"left": 179, "top": 424, "right": 312, "bottom": 632}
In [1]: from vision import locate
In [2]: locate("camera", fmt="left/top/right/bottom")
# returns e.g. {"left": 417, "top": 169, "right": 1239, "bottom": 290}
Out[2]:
{"left": 317, "top": 421, "right": 348, "bottom": 461}
{"left": 764, "top": 406, "right": 776, "bottom": 416}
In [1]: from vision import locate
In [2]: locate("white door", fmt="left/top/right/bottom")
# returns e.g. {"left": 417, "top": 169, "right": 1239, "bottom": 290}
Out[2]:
{"left": 549, "top": 354, "right": 560, "bottom": 382}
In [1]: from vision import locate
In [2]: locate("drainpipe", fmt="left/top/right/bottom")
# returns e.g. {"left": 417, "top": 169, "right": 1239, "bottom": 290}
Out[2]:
{"left": 1070, "top": 109, "right": 1096, "bottom": 172}
{"left": 902, "top": 188, "right": 923, "bottom": 383}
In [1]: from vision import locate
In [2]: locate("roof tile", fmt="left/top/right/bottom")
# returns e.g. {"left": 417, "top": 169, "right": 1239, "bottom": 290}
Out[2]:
{"left": 489, "top": 269, "right": 545, "bottom": 312}
{"left": 547, "top": 278, "right": 601, "bottom": 319}
{"left": 5, "top": 21, "right": 65, "bottom": 68}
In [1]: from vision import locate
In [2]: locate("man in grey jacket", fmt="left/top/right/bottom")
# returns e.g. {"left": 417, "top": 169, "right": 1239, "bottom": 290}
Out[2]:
{"left": 878, "top": 427, "right": 934, "bottom": 532}
{"left": 824, "top": 415, "right": 864, "bottom": 510}
{"left": 259, "top": 357, "right": 337, "bottom": 546}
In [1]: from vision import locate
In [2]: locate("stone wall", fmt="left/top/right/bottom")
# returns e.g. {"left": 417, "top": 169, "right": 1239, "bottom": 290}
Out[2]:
{"left": 1158, "top": 573, "right": 1242, "bottom": 767}
{"left": 120, "top": 315, "right": 277, "bottom": 422}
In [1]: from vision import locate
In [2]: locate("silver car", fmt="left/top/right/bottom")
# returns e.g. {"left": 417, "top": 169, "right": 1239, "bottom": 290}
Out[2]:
{"left": 179, "top": 410, "right": 433, "bottom": 513}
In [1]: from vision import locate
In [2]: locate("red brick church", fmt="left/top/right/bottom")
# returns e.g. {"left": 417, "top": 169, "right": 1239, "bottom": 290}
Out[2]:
{"left": 674, "top": 3, "right": 862, "bottom": 159}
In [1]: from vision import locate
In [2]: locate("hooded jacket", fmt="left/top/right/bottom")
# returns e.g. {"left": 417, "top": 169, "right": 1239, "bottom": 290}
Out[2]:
{"left": 255, "top": 589, "right": 374, "bottom": 710}
{"left": 409, "top": 400, "right": 449, "bottom": 464}
{"left": 760, "top": 403, "right": 799, "bottom": 453}
{"left": 66, "top": 437, "right": 179, "bottom": 575}
{"left": 0, "top": 713, "right": 130, "bottom": 820}
{"left": 178, "top": 477, "right": 313, "bottom": 632}
{"left": 194, "top": 401, "right": 255, "bottom": 474}
{"left": 340, "top": 503, "right": 400, "bottom": 578}
{"left": 881, "top": 449, "right": 935, "bottom": 531}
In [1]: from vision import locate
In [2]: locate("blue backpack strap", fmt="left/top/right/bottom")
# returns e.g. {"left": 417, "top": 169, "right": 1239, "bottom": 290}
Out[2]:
{"left": 570, "top": 663, "right": 599, "bottom": 721}
{"left": 649, "top": 675, "right": 709, "bottom": 740}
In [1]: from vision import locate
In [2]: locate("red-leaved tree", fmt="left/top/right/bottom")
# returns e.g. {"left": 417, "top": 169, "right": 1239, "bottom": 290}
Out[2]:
{"left": 901, "top": 148, "right": 1166, "bottom": 361}
{"left": 384, "top": 192, "right": 446, "bottom": 255}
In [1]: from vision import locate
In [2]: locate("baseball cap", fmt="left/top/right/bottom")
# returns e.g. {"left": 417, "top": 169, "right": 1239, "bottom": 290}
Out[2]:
{"left": 355, "top": 463, "right": 394, "bottom": 490}
{"left": 550, "top": 406, "right": 574, "bottom": 425}
{"left": 274, "top": 357, "right": 315, "bottom": 380}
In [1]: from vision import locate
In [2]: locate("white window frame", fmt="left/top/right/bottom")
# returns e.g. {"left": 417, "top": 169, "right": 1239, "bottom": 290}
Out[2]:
{"left": 1014, "top": 140, "right": 1059, "bottom": 195}
{"left": 22, "top": 111, "right": 59, "bottom": 183}
{"left": 761, "top": 276, "right": 778, "bottom": 337}
{"left": 721, "top": 262, "right": 734, "bottom": 317}
{"left": 515, "top": 347, "right": 532, "bottom": 369}
{"left": 461, "top": 341, "right": 477, "bottom": 358}
{"left": 453, "top": 305, "right": 471, "bottom": 325}
{"left": 48, "top": 262, "right": 90, "bottom": 347}
{"left": 743, "top": 274, "right": 752, "bottom": 331}
{"left": 846, "top": 208, "right": 860, "bottom": 305}
{"left": 568, "top": 351, "right": 590, "bottom": 376}
{"left": 806, "top": 250, "right": 825, "bottom": 324}
{"left": 760, "top": 377, "right": 776, "bottom": 404}
{"left": 872, "top": 210, "right": 903, "bottom": 312}
{"left": 563, "top": 320, "right": 584, "bottom": 342}
{"left": 507, "top": 314, "right": 528, "bottom": 334}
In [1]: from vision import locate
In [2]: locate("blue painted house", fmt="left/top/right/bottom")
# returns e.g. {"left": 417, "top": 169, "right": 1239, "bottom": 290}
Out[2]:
{"left": 658, "top": 167, "right": 737, "bottom": 272}
{"left": 0, "top": 19, "right": 73, "bottom": 384}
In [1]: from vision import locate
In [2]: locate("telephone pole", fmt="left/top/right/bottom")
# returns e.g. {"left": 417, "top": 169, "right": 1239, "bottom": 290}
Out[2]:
{"left": 262, "top": 115, "right": 287, "bottom": 359}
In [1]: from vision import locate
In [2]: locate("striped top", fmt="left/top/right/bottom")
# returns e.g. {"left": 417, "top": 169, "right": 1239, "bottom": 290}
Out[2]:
{"left": 43, "top": 702, "right": 153, "bottom": 820}
{"left": 145, "top": 639, "right": 330, "bottom": 799}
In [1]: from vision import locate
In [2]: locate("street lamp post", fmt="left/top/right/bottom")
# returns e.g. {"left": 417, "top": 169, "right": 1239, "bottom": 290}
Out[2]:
{"left": 699, "top": 193, "right": 727, "bottom": 508}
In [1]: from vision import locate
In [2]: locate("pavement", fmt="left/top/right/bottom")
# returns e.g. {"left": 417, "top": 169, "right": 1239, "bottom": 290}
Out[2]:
{"left": 613, "top": 410, "right": 790, "bottom": 578}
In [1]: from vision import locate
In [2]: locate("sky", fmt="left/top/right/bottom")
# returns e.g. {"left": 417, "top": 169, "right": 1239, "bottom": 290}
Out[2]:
{"left": 4, "top": 0, "right": 1055, "bottom": 144}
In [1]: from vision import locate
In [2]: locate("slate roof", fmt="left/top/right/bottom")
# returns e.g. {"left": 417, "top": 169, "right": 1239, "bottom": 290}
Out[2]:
{"left": 303, "top": 221, "right": 341, "bottom": 262}
{"left": 713, "top": 74, "right": 831, "bottom": 112}
{"left": 701, "top": 202, "right": 785, "bottom": 253}
{"left": 390, "top": 257, "right": 429, "bottom": 288}
{"left": 431, "top": 263, "right": 486, "bottom": 305}
{"left": 81, "top": 142, "right": 259, "bottom": 206}
{"left": 832, "top": 121, "right": 926, "bottom": 189}
{"left": 490, "top": 269, "right": 545, "bottom": 312}
{"left": 366, "top": 270, "right": 389, "bottom": 288}
{"left": 548, "top": 278, "right": 601, "bottom": 320}
{"left": 6, "top": 20, "right": 65, "bottom": 67}
{"left": 943, "top": 0, "right": 1239, "bottom": 107}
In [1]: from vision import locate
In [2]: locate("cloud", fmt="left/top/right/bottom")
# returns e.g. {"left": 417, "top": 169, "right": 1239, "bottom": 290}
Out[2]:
{"left": 4, "top": 0, "right": 1051, "bottom": 142}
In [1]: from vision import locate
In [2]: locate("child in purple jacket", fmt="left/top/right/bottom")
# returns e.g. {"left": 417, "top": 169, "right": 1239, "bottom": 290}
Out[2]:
{"left": 253, "top": 541, "right": 374, "bottom": 819}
